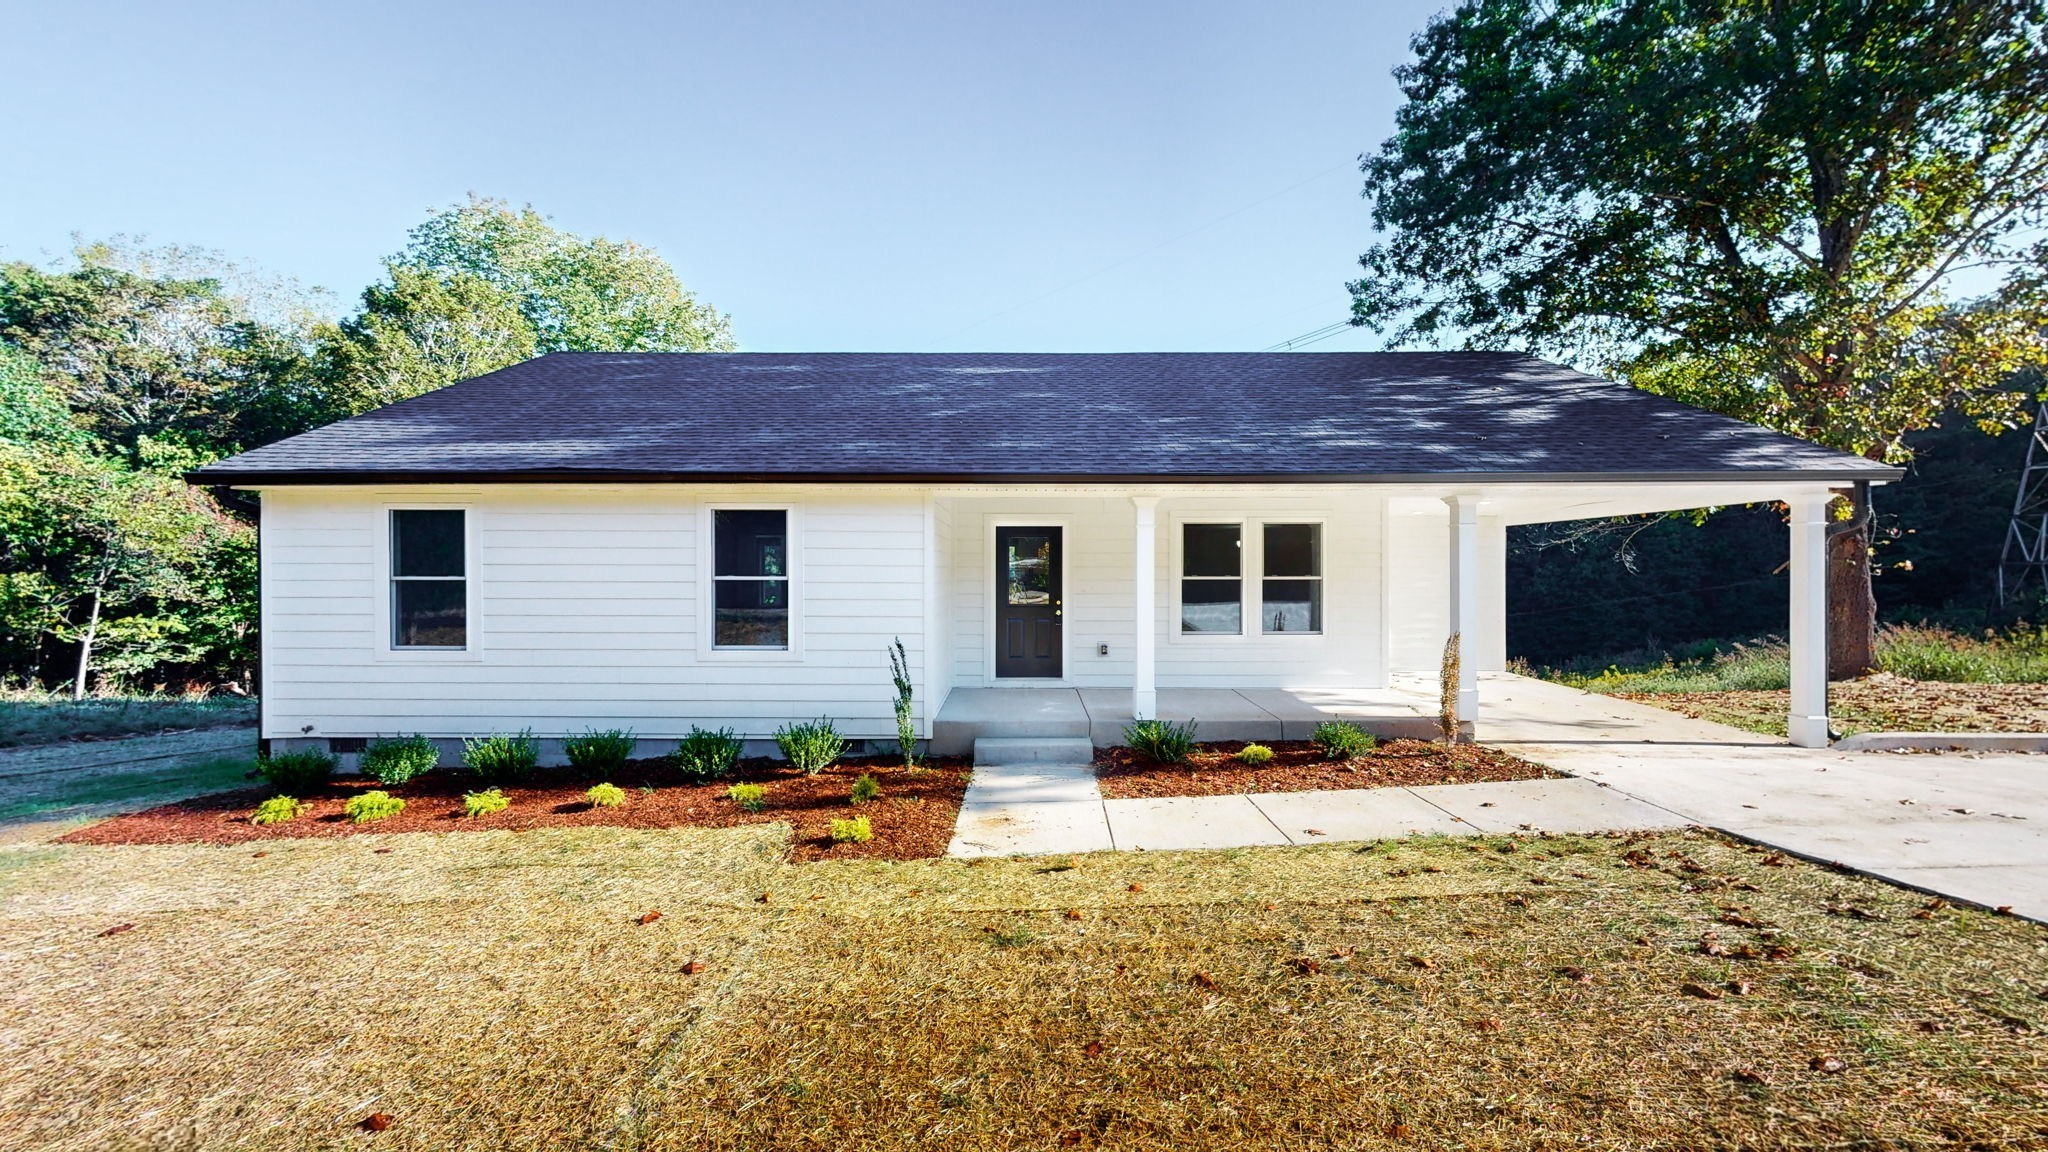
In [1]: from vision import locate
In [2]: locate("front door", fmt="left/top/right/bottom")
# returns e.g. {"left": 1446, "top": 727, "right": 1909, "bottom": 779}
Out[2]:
{"left": 995, "top": 526, "right": 1062, "bottom": 678}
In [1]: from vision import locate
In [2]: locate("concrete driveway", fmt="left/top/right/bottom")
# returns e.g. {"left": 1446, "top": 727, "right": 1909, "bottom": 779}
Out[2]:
{"left": 1480, "top": 674, "right": 2048, "bottom": 920}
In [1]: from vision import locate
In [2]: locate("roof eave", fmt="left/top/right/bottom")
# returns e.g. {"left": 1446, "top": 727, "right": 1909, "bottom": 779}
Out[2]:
{"left": 185, "top": 466, "right": 1907, "bottom": 487}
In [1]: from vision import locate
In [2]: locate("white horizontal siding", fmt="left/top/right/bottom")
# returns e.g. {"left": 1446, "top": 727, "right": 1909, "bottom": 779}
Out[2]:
{"left": 260, "top": 486, "right": 929, "bottom": 741}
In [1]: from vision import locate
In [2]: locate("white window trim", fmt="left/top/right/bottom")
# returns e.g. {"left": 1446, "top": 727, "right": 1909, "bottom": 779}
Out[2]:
{"left": 982, "top": 514, "right": 1073, "bottom": 684}
{"left": 372, "top": 503, "right": 483, "bottom": 663}
{"left": 699, "top": 501, "right": 804, "bottom": 662}
{"left": 1168, "top": 513, "right": 1328, "bottom": 643}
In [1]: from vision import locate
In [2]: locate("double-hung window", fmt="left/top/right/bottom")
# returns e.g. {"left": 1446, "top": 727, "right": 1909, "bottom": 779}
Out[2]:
{"left": 390, "top": 510, "right": 466, "bottom": 648}
{"left": 713, "top": 509, "right": 789, "bottom": 649}
{"left": 1180, "top": 523, "right": 1243, "bottom": 634}
{"left": 1261, "top": 523, "right": 1322, "bottom": 634}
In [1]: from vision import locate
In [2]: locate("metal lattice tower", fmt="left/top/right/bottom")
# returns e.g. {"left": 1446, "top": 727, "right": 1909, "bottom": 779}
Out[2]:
{"left": 1997, "top": 402, "right": 2048, "bottom": 604}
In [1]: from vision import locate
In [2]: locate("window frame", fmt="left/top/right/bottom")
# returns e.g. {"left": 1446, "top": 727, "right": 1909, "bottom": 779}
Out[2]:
{"left": 1257, "top": 521, "right": 1325, "bottom": 636}
{"left": 374, "top": 502, "right": 482, "bottom": 662}
{"left": 1167, "top": 513, "right": 1329, "bottom": 643}
{"left": 700, "top": 501, "right": 803, "bottom": 661}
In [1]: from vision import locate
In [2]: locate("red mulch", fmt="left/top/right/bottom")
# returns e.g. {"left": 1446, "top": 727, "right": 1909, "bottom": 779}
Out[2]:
{"left": 56, "top": 755, "right": 972, "bottom": 863}
{"left": 1094, "top": 739, "right": 1557, "bottom": 799}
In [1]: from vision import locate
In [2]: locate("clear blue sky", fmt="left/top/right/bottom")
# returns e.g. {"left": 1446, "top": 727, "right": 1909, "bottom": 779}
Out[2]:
{"left": 2, "top": 0, "right": 1441, "bottom": 353}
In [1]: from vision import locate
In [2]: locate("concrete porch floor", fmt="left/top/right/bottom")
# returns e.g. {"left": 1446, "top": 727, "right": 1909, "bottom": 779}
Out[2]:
{"left": 931, "top": 681, "right": 1445, "bottom": 756}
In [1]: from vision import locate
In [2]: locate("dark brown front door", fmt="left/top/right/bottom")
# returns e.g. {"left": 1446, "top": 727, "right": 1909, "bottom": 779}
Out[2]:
{"left": 996, "top": 526, "right": 1062, "bottom": 678}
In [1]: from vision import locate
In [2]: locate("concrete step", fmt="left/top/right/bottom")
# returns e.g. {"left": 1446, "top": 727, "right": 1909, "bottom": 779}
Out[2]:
{"left": 973, "top": 737, "right": 1096, "bottom": 766}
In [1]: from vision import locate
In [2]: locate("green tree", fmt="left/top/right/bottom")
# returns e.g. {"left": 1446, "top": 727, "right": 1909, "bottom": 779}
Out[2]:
{"left": 316, "top": 195, "right": 736, "bottom": 410}
{"left": 1351, "top": 0, "right": 2048, "bottom": 674}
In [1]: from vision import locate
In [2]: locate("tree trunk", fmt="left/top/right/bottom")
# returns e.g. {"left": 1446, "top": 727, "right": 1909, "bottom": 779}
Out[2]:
{"left": 71, "top": 590, "right": 103, "bottom": 702}
{"left": 1826, "top": 491, "right": 1877, "bottom": 679}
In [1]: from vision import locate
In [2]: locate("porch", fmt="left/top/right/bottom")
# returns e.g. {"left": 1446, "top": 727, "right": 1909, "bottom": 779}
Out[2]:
{"left": 931, "top": 679, "right": 1446, "bottom": 756}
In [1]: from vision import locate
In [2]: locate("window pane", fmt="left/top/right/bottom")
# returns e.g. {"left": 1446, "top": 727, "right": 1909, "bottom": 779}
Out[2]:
{"left": 1005, "top": 534, "right": 1053, "bottom": 605}
{"left": 1264, "top": 524, "right": 1320, "bottom": 577}
{"left": 392, "top": 510, "right": 464, "bottom": 577}
{"left": 716, "top": 579, "right": 789, "bottom": 648}
{"left": 1262, "top": 579, "right": 1322, "bottom": 634}
{"left": 715, "top": 510, "right": 787, "bottom": 577}
{"left": 1180, "top": 579, "right": 1242, "bottom": 633}
{"left": 394, "top": 580, "right": 466, "bottom": 647}
{"left": 1183, "top": 523, "right": 1240, "bottom": 577}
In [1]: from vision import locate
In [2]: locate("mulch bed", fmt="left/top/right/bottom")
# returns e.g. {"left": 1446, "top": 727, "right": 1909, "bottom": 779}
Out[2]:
{"left": 1094, "top": 739, "right": 1558, "bottom": 799}
{"left": 56, "top": 755, "right": 972, "bottom": 863}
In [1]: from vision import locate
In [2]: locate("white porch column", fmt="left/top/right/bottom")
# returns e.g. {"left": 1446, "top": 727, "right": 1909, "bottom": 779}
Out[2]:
{"left": 1445, "top": 495, "right": 1480, "bottom": 728}
{"left": 1788, "top": 494, "right": 1831, "bottom": 747}
{"left": 1131, "top": 495, "right": 1160, "bottom": 721}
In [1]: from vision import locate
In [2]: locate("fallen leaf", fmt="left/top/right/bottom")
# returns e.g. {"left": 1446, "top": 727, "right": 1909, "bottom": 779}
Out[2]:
{"left": 1761, "top": 853, "right": 1788, "bottom": 867}
{"left": 1726, "top": 980, "right": 1754, "bottom": 996}
{"left": 636, "top": 910, "right": 663, "bottom": 926}
{"left": 756, "top": 893, "right": 771, "bottom": 904}
{"left": 1680, "top": 982, "right": 1723, "bottom": 1000}
{"left": 373, "top": 847, "right": 393, "bottom": 855}
{"left": 1699, "top": 935, "right": 1731, "bottom": 958}
{"left": 1996, "top": 905, "right": 2014, "bottom": 916}
{"left": 1471, "top": 1017, "right": 1504, "bottom": 1032}
{"left": 1329, "top": 945, "right": 1357, "bottom": 959}
{"left": 1827, "top": 904, "right": 1886, "bottom": 922}
{"left": 251, "top": 851, "right": 267, "bottom": 858}
{"left": 1083, "top": 1041, "right": 1103, "bottom": 1058}
{"left": 1809, "top": 1055, "right": 1847, "bottom": 1074}
{"left": 1719, "top": 912, "right": 1767, "bottom": 929}
{"left": 681, "top": 960, "right": 705, "bottom": 975}
{"left": 1286, "top": 957, "right": 1321, "bottom": 976}
{"left": 360, "top": 1113, "right": 393, "bottom": 1132}
{"left": 98, "top": 924, "right": 134, "bottom": 938}
{"left": 1064, "top": 909, "right": 1083, "bottom": 921}
{"left": 1386, "top": 1122, "right": 1413, "bottom": 1139}
{"left": 1556, "top": 965, "right": 1592, "bottom": 984}
{"left": 1303, "top": 827, "right": 1326, "bottom": 836}
{"left": 1407, "top": 955, "right": 1436, "bottom": 970}
{"left": 1058, "top": 1131, "right": 1082, "bottom": 1147}
{"left": 1188, "top": 971, "right": 1217, "bottom": 991}
{"left": 1731, "top": 1068, "right": 1770, "bottom": 1086}
{"left": 1915, "top": 1020, "right": 1948, "bottom": 1033}
{"left": 1127, "top": 883, "right": 1145, "bottom": 893}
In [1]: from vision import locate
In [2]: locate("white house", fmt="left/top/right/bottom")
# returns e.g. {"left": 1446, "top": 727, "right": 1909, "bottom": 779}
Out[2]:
{"left": 190, "top": 352, "right": 1898, "bottom": 757}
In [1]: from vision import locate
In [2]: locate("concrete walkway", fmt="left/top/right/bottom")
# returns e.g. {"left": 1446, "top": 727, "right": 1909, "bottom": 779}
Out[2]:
{"left": 1479, "top": 674, "right": 2048, "bottom": 921}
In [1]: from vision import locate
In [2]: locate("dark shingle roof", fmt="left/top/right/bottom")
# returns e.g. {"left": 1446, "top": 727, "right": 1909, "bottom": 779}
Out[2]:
{"left": 191, "top": 352, "right": 1897, "bottom": 485}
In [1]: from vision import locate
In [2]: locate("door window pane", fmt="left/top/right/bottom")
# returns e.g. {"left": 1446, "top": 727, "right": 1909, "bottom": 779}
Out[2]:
{"left": 393, "top": 510, "right": 464, "bottom": 577}
{"left": 1006, "top": 534, "right": 1053, "bottom": 605}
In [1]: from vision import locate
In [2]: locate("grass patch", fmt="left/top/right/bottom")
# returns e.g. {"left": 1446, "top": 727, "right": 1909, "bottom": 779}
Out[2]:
{"left": 0, "top": 754, "right": 256, "bottom": 825}
{"left": 1534, "top": 624, "right": 2048, "bottom": 696}
{"left": 2, "top": 826, "right": 2044, "bottom": 1149}
{"left": 0, "top": 689, "right": 254, "bottom": 748}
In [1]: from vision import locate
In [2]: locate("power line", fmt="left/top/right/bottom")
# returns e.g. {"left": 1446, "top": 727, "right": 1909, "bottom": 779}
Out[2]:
{"left": 1261, "top": 318, "right": 1358, "bottom": 352}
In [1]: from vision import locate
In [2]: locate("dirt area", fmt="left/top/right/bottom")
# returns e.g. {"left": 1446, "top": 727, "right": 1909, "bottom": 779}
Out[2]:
{"left": 1620, "top": 675, "right": 2048, "bottom": 738}
{"left": 4, "top": 825, "right": 2045, "bottom": 1150}
{"left": 58, "top": 755, "right": 970, "bottom": 863}
{"left": 1095, "top": 738, "right": 1558, "bottom": 799}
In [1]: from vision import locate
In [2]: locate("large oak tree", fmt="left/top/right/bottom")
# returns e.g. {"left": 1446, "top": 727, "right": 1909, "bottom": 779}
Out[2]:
{"left": 1351, "top": 0, "right": 2048, "bottom": 674}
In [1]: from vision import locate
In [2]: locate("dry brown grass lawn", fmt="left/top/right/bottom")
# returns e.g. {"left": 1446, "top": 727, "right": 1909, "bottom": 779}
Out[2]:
{"left": 1619, "top": 678, "right": 2048, "bottom": 738}
{"left": 2, "top": 825, "right": 2045, "bottom": 1151}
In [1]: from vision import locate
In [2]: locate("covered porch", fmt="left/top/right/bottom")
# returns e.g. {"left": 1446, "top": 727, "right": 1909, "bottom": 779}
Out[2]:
{"left": 931, "top": 681, "right": 1446, "bottom": 756}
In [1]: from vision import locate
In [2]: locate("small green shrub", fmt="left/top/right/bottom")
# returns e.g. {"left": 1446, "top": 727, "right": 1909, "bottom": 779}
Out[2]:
{"left": 259, "top": 748, "right": 337, "bottom": 794}
{"left": 1311, "top": 720, "right": 1376, "bottom": 761}
{"left": 359, "top": 735, "right": 439, "bottom": 786}
{"left": 671, "top": 726, "right": 744, "bottom": 781}
{"left": 830, "top": 814, "right": 873, "bottom": 844}
{"left": 586, "top": 782, "right": 628, "bottom": 808}
{"left": 1123, "top": 718, "right": 1197, "bottom": 764}
{"left": 462, "top": 788, "right": 509, "bottom": 817}
{"left": 565, "top": 728, "right": 637, "bottom": 773}
{"left": 1236, "top": 743, "right": 1275, "bottom": 765}
{"left": 465, "top": 729, "right": 539, "bottom": 783}
{"left": 727, "top": 782, "right": 768, "bottom": 812}
{"left": 249, "top": 795, "right": 307, "bottom": 826}
{"left": 344, "top": 790, "right": 405, "bottom": 824}
{"left": 887, "top": 637, "right": 920, "bottom": 768}
{"left": 849, "top": 773, "right": 881, "bottom": 805}
{"left": 775, "top": 718, "right": 846, "bottom": 775}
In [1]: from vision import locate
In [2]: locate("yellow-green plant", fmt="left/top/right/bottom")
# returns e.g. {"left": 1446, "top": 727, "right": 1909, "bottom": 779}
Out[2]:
{"left": 585, "top": 782, "right": 627, "bottom": 808}
{"left": 830, "top": 815, "right": 873, "bottom": 844}
{"left": 1236, "top": 743, "right": 1275, "bottom": 766}
{"left": 849, "top": 773, "right": 881, "bottom": 805}
{"left": 249, "top": 795, "right": 307, "bottom": 826}
{"left": 462, "top": 788, "right": 509, "bottom": 817}
{"left": 727, "top": 782, "right": 767, "bottom": 813}
{"left": 344, "top": 790, "right": 405, "bottom": 824}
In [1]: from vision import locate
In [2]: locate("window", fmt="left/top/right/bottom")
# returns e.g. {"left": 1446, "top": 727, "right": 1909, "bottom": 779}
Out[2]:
{"left": 1261, "top": 523, "right": 1322, "bottom": 634}
{"left": 713, "top": 509, "right": 789, "bottom": 649}
{"left": 1180, "top": 523, "right": 1242, "bottom": 633}
{"left": 391, "top": 510, "right": 466, "bottom": 648}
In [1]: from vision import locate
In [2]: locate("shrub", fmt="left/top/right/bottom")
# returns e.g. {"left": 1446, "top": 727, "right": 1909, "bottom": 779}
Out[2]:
{"left": 1123, "top": 718, "right": 1197, "bottom": 764}
{"left": 849, "top": 773, "right": 881, "bottom": 805}
{"left": 727, "top": 782, "right": 768, "bottom": 812}
{"left": 887, "top": 638, "right": 920, "bottom": 768}
{"left": 565, "top": 728, "right": 637, "bottom": 773}
{"left": 830, "top": 815, "right": 873, "bottom": 844}
{"left": 250, "top": 795, "right": 307, "bottom": 825}
{"left": 1311, "top": 720, "right": 1376, "bottom": 761}
{"left": 344, "top": 790, "right": 406, "bottom": 824}
{"left": 462, "top": 788, "right": 509, "bottom": 817}
{"left": 259, "top": 748, "right": 337, "bottom": 795}
{"left": 671, "top": 726, "right": 744, "bottom": 782}
{"left": 1236, "top": 743, "right": 1275, "bottom": 766}
{"left": 1439, "top": 632, "right": 1462, "bottom": 743}
{"left": 360, "top": 735, "right": 439, "bottom": 786}
{"left": 465, "top": 729, "right": 539, "bottom": 784}
{"left": 775, "top": 718, "right": 846, "bottom": 775}
{"left": 586, "top": 782, "right": 627, "bottom": 808}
